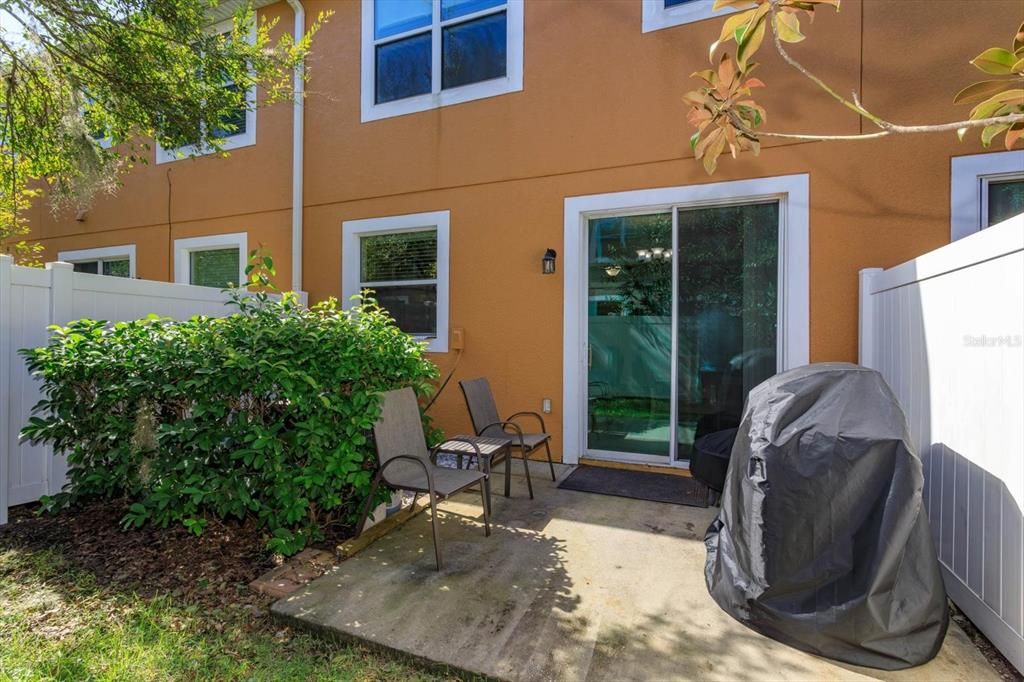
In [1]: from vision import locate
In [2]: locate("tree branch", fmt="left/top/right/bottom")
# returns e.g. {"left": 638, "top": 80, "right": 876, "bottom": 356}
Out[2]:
{"left": 757, "top": 0, "right": 1024, "bottom": 141}
{"left": 766, "top": 0, "right": 884, "bottom": 126}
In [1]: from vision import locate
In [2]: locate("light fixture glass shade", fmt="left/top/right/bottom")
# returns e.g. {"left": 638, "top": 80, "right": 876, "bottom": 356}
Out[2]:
{"left": 542, "top": 248, "right": 557, "bottom": 274}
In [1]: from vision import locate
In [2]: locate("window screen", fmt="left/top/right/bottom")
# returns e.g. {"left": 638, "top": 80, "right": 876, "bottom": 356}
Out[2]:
{"left": 987, "top": 179, "right": 1024, "bottom": 226}
{"left": 190, "top": 248, "right": 240, "bottom": 288}
{"left": 360, "top": 229, "right": 438, "bottom": 336}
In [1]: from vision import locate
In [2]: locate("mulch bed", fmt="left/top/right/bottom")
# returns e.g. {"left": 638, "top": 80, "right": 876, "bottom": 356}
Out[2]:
{"left": 0, "top": 500, "right": 287, "bottom": 612}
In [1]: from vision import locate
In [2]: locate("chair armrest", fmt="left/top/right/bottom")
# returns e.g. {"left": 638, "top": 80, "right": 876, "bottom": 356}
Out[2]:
{"left": 431, "top": 438, "right": 485, "bottom": 472}
{"left": 506, "top": 411, "right": 548, "bottom": 434}
{"left": 477, "top": 420, "right": 526, "bottom": 449}
{"left": 379, "top": 454, "right": 435, "bottom": 490}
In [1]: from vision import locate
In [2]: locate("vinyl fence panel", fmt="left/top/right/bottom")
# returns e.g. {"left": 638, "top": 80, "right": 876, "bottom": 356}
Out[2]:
{"left": 859, "top": 214, "right": 1024, "bottom": 673}
{"left": 0, "top": 256, "right": 236, "bottom": 526}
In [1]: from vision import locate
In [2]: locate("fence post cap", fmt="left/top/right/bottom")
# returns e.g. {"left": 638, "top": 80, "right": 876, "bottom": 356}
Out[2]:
{"left": 45, "top": 261, "right": 75, "bottom": 271}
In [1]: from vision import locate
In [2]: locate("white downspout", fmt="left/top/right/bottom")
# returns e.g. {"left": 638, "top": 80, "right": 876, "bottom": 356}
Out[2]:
{"left": 286, "top": 0, "right": 305, "bottom": 295}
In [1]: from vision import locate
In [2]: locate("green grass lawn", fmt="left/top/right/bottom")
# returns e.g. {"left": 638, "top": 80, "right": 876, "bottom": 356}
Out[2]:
{"left": 0, "top": 547, "right": 455, "bottom": 681}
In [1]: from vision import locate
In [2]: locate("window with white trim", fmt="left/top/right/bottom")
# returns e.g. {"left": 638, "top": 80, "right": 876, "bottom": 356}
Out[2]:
{"left": 59, "top": 245, "right": 136, "bottom": 278}
{"left": 342, "top": 211, "right": 450, "bottom": 352}
{"left": 361, "top": 0, "right": 524, "bottom": 122}
{"left": 174, "top": 233, "right": 248, "bottom": 288}
{"left": 642, "top": 0, "right": 730, "bottom": 33}
{"left": 950, "top": 150, "right": 1024, "bottom": 241}
{"left": 156, "top": 18, "right": 257, "bottom": 164}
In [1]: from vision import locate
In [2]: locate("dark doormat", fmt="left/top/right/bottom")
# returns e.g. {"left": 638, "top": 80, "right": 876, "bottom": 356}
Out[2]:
{"left": 558, "top": 465, "right": 709, "bottom": 508}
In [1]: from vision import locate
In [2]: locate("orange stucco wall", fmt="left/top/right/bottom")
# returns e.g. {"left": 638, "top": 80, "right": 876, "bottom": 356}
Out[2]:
{"left": 22, "top": 0, "right": 1024, "bottom": 460}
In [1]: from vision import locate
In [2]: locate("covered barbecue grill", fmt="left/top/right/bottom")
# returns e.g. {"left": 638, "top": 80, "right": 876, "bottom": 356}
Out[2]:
{"left": 704, "top": 363, "right": 948, "bottom": 670}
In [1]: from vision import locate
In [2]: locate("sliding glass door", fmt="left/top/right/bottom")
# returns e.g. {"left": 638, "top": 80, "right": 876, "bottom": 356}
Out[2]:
{"left": 586, "top": 200, "right": 780, "bottom": 465}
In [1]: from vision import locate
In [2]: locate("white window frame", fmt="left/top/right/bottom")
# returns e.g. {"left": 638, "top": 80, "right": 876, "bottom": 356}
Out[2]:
{"left": 173, "top": 232, "right": 248, "bottom": 287}
{"left": 360, "top": 0, "right": 524, "bottom": 123}
{"left": 642, "top": 0, "right": 733, "bottom": 33}
{"left": 342, "top": 210, "right": 450, "bottom": 352}
{"left": 58, "top": 244, "right": 137, "bottom": 278}
{"left": 951, "top": 150, "right": 1024, "bottom": 241}
{"left": 562, "top": 174, "right": 810, "bottom": 465}
{"left": 155, "top": 18, "right": 257, "bottom": 164}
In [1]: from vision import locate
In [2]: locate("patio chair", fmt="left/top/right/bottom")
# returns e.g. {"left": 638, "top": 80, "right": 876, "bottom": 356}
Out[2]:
{"left": 356, "top": 387, "right": 490, "bottom": 571}
{"left": 459, "top": 377, "right": 556, "bottom": 500}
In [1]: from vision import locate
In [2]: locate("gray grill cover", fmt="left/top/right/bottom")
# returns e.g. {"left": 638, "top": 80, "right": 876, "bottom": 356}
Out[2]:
{"left": 704, "top": 363, "right": 948, "bottom": 669}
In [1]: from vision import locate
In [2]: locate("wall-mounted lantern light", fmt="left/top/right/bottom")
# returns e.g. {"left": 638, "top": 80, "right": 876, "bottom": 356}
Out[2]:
{"left": 542, "top": 248, "right": 557, "bottom": 274}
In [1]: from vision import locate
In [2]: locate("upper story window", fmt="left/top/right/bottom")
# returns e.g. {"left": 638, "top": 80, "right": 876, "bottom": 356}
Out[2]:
{"left": 950, "top": 150, "right": 1024, "bottom": 240}
{"left": 58, "top": 245, "right": 136, "bottom": 278}
{"left": 342, "top": 211, "right": 450, "bottom": 352}
{"left": 361, "top": 0, "right": 524, "bottom": 122}
{"left": 156, "top": 19, "right": 256, "bottom": 164}
{"left": 641, "top": 0, "right": 730, "bottom": 33}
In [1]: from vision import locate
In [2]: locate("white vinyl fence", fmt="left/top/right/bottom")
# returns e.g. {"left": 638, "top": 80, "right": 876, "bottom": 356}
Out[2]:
{"left": 859, "top": 214, "right": 1024, "bottom": 673}
{"left": 0, "top": 255, "right": 237, "bottom": 526}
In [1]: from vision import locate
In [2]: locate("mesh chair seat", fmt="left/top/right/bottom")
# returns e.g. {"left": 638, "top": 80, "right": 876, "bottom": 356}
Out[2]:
{"left": 383, "top": 457, "right": 486, "bottom": 497}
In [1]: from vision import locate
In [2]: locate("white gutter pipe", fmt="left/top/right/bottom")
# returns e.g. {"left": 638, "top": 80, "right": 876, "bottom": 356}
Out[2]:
{"left": 285, "top": 0, "right": 305, "bottom": 295}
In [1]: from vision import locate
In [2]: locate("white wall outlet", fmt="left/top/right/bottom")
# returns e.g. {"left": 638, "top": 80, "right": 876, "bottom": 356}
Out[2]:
{"left": 542, "top": 398, "right": 552, "bottom": 414}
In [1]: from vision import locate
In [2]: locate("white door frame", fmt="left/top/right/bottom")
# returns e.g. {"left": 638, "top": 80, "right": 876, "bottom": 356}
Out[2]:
{"left": 561, "top": 174, "right": 810, "bottom": 465}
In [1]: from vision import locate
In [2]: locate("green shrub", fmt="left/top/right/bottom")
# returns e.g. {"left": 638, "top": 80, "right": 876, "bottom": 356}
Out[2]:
{"left": 20, "top": 292, "right": 438, "bottom": 555}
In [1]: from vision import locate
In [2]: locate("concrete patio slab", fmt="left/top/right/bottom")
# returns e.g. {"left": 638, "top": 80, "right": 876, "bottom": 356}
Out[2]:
{"left": 272, "top": 464, "right": 999, "bottom": 682}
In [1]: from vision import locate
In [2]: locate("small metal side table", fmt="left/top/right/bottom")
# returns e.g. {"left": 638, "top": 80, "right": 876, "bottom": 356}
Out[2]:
{"left": 434, "top": 435, "right": 512, "bottom": 513}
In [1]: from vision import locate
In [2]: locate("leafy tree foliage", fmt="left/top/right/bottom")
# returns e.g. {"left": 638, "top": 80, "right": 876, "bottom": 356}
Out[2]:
{"left": 0, "top": 0, "right": 328, "bottom": 262}
{"left": 685, "top": 0, "right": 1024, "bottom": 174}
{"left": 20, "top": 289, "right": 438, "bottom": 556}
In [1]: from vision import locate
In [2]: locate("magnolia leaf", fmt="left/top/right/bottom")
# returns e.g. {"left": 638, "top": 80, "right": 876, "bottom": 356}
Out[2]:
{"left": 981, "top": 123, "right": 1011, "bottom": 147}
{"left": 953, "top": 79, "right": 1016, "bottom": 104}
{"left": 710, "top": 10, "right": 756, "bottom": 60}
{"left": 690, "top": 131, "right": 701, "bottom": 151}
{"left": 692, "top": 69, "right": 717, "bottom": 85}
{"left": 774, "top": 11, "right": 805, "bottom": 43}
{"left": 1012, "top": 57, "right": 1024, "bottom": 74}
{"left": 702, "top": 132, "right": 728, "bottom": 175}
{"left": 1005, "top": 126, "right": 1024, "bottom": 150}
{"left": 980, "top": 88, "right": 1024, "bottom": 106}
{"left": 695, "top": 126, "right": 724, "bottom": 158}
{"left": 970, "top": 90, "right": 1023, "bottom": 119}
{"left": 971, "top": 47, "right": 1016, "bottom": 75}
{"left": 718, "top": 53, "right": 737, "bottom": 90}
{"left": 1014, "top": 19, "right": 1024, "bottom": 53}
{"left": 718, "top": 10, "right": 755, "bottom": 45}
{"left": 737, "top": 17, "right": 767, "bottom": 69}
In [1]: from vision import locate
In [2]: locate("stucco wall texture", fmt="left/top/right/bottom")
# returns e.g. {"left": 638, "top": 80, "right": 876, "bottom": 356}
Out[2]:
{"left": 22, "top": 0, "right": 1024, "bottom": 460}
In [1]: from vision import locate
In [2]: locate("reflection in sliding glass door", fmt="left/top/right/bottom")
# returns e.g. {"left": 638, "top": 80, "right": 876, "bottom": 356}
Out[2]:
{"left": 585, "top": 200, "right": 781, "bottom": 466}
{"left": 675, "top": 202, "right": 779, "bottom": 463}
{"left": 586, "top": 213, "right": 673, "bottom": 458}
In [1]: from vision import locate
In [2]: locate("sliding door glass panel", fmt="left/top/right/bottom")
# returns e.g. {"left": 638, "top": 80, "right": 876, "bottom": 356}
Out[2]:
{"left": 675, "top": 202, "right": 779, "bottom": 460}
{"left": 587, "top": 213, "right": 673, "bottom": 458}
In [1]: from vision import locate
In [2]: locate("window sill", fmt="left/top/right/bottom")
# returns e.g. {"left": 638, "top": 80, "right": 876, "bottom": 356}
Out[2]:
{"left": 641, "top": 0, "right": 734, "bottom": 33}
{"left": 155, "top": 131, "right": 256, "bottom": 165}
{"left": 361, "top": 75, "right": 523, "bottom": 123}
